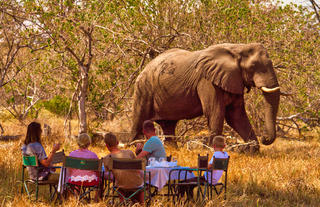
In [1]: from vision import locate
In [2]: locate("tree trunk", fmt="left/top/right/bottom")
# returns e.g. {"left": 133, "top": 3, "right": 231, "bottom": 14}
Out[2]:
{"left": 78, "top": 65, "right": 89, "bottom": 134}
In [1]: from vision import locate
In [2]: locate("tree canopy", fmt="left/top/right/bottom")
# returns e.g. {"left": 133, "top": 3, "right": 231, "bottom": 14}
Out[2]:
{"left": 0, "top": 0, "right": 319, "bottom": 137}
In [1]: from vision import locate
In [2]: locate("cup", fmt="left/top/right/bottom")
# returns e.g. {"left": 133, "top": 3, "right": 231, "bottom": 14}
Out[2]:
{"left": 159, "top": 157, "right": 166, "bottom": 163}
{"left": 172, "top": 157, "right": 178, "bottom": 166}
{"left": 148, "top": 157, "right": 156, "bottom": 166}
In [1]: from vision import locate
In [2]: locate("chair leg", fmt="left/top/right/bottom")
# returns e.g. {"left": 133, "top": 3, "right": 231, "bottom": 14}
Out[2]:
{"left": 24, "top": 182, "right": 31, "bottom": 198}
{"left": 21, "top": 167, "right": 24, "bottom": 194}
{"left": 49, "top": 185, "right": 58, "bottom": 202}
{"left": 35, "top": 181, "right": 39, "bottom": 201}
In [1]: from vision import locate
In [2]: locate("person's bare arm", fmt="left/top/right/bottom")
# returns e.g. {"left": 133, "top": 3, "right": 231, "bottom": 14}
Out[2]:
{"left": 39, "top": 143, "right": 60, "bottom": 167}
{"left": 137, "top": 150, "right": 150, "bottom": 159}
{"left": 135, "top": 143, "right": 143, "bottom": 155}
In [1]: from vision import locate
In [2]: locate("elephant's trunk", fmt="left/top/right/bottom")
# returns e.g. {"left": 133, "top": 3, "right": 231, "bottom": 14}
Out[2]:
{"left": 261, "top": 88, "right": 280, "bottom": 145}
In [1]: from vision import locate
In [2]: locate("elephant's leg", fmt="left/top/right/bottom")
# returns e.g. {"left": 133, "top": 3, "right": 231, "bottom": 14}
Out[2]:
{"left": 131, "top": 85, "right": 154, "bottom": 141}
{"left": 197, "top": 79, "right": 226, "bottom": 146}
{"left": 225, "top": 96, "right": 258, "bottom": 142}
{"left": 156, "top": 120, "right": 178, "bottom": 147}
{"left": 225, "top": 96, "right": 260, "bottom": 152}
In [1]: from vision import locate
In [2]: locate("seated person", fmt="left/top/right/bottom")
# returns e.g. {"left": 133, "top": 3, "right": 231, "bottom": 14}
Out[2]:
{"left": 21, "top": 121, "right": 61, "bottom": 182}
{"left": 103, "top": 132, "right": 144, "bottom": 205}
{"left": 67, "top": 133, "right": 99, "bottom": 186}
{"left": 135, "top": 120, "right": 166, "bottom": 160}
{"left": 178, "top": 136, "right": 229, "bottom": 198}
{"left": 205, "top": 135, "right": 229, "bottom": 184}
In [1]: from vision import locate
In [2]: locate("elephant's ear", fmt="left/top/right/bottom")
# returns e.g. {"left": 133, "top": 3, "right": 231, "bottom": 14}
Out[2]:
{"left": 200, "top": 46, "right": 244, "bottom": 94}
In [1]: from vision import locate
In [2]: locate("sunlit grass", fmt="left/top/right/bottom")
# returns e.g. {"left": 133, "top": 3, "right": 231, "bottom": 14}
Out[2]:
{"left": 0, "top": 115, "right": 320, "bottom": 206}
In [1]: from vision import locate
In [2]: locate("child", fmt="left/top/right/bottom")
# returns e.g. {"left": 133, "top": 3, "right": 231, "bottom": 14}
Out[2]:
{"left": 67, "top": 133, "right": 100, "bottom": 201}
{"left": 21, "top": 122, "right": 61, "bottom": 182}
{"left": 103, "top": 132, "right": 144, "bottom": 205}
{"left": 67, "top": 133, "right": 99, "bottom": 186}
{"left": 178, "top": 136, "right": 228, "bottom": 199}
{"left": 205, "top": 135, "right": 229, "bottom": 184}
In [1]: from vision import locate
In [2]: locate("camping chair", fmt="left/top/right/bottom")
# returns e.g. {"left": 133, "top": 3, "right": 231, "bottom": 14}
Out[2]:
{"left": 21, "top": 155, "right": 62, "bottom": 201}
{"left": 198, "top": 154, "right": 209, "bottom": 169}
{"left": 63, "top": 156, "right": 102, "bottom": 201}
{"left": 52, "top": 150, "right": 65, "bottom": 165}
{"left": 107, "top": 158, "right": 151, "bottom": 206}
{"left": 168, "top": 154, "right": 209, "bottom": 203}
{"left": 207, "top": 156, "right": 230, "bottom": 200}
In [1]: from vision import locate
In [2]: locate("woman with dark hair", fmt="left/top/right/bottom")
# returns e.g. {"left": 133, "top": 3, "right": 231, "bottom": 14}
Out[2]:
{"left": 21, "top": 121, "right": 61, "bottom": 181}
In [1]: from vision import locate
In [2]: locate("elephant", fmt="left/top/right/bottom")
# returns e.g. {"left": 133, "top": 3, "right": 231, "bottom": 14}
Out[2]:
{"left": 131, "top": 43, "right": 280, "bottom": 150}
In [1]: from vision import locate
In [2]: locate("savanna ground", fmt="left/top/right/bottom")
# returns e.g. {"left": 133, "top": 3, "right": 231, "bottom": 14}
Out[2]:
{"left": 0, "top": 111, "right": 320, "bottom": 207}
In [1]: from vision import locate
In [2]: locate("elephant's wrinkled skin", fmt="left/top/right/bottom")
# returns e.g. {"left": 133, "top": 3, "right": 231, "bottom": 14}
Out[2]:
{"left": 131, "top": 43, "right": 280, "bottom": 149}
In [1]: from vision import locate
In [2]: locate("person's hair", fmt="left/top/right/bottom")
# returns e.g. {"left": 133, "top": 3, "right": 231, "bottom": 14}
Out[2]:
{"left": 213, "top": 136, "right": 225, "bottom": 148}
{"left": 77, "top": 133, "right": 91, "bottom": 149}
{"left": 142, "top": 120, "right": 155, "bottom": 133}
{"left": 104, "top": 132, "right": 118, "bottom": 147}
{"left": 24, "top": 122, "right": 42, "bottom": 145}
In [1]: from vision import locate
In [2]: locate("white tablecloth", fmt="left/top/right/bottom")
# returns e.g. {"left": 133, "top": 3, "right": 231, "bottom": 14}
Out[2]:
{"left": 146, "top": 167, "right": 195, "bottom": 190}
{"left": 58, "top": 166, "right": 196, "bottom": 193}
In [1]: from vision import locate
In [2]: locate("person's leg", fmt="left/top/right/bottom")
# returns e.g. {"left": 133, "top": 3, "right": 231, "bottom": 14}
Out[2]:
{"left": 47, "top": 173, "right": 60, "bottom": 183}
{"left": 94, "top": 187, "right": 101, "bottom": 202}
{"left": 46, "top": 173, "right": 60, "bottom": 200}
{"left": 117, "top": 189, "right": 126, "bottom": 203}
{"left": 136, "top": 190, "right": 144, "bottom": 205}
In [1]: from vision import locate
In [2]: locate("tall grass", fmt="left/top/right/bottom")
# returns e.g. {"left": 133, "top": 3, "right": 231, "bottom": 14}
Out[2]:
{"left": 0, "top": 114, "right": 320, "bottom": 207}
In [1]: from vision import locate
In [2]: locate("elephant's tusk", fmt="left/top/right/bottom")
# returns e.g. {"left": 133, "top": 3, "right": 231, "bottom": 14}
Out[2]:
{"left": 280, "top": 91, "right": 294, "bottom": 96}
{"left": 261, "top": 86, "right": 280, "bottom": 93}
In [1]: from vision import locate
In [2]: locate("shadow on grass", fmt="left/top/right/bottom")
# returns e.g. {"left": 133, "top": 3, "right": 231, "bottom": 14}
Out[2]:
{"left": 0, "top": 163, "right": 55, "bottom": 204}
{"left": 0, "top": 135, "right": 22, "bottom": 141}
{"left": 259, "top": 143, "right": 319, "bottom": 160}
{"left": 229, "top": 176, "right": 320, "bottom": 207}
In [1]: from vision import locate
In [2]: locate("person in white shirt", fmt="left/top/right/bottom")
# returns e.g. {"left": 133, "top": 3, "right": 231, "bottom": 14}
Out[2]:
{"left": 205, "top": 135, "right": 229, "bottom": 184}
{"left": 178, "top": 136, "right": 229, "bottom": 199}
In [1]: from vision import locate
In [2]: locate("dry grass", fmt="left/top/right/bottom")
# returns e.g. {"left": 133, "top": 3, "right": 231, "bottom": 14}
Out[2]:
{"left": 0, "top": 113, "right": 320, "bottom": 207}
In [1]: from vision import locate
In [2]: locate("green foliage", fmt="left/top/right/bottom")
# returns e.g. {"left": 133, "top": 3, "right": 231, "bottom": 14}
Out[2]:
{"left": 1, "top": 0, "right": 320, "bottom": 135}
{"left": 41, "top": 95, "right": 70, "bottom": 116}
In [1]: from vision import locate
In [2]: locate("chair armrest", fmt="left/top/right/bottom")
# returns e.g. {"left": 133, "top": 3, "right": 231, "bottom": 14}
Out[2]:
{"left": 48, "top": 166, "right": 62, "bottom": 169}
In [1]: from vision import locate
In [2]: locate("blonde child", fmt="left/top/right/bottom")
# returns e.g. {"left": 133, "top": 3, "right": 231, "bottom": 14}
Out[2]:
{"left": 205, "top": 135, "right": 229, "bottom": 184}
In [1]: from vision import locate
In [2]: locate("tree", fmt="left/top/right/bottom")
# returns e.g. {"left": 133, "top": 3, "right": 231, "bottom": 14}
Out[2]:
{"left": 0, "top": 1, "right": 42, "bottom": 88}
{"left": 0, "top": 1, "right": 49, "bottom": 122}
{"left": 2, "top": 0, "right": 319, "bottom": 139}
{"left": 309, "top": 0, "right": 320, "bottom": 23}
{"left": 22, "top": 0, "right": 110, "bottom": 133}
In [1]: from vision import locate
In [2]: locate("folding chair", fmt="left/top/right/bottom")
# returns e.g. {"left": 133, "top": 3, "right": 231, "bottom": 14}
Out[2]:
{"left": 198, "top": 154, "right": 209, "bottom": 169}
{"left": 207, "top": 156, "right": 230, "bottom": 200}
{"left": 107, "top": 158, "right": 151, "bottom": 206}
{"left": 63, "top": 156, "right": 102, "bottom": 201}
{"left": 168, "top": 154, "right": 209, "bottom": 203}
{"left": 21, "top": 155, "right": 61, "bottom": 201}
{"left": 52, "top": 150, "right": 65, "bottom": 165}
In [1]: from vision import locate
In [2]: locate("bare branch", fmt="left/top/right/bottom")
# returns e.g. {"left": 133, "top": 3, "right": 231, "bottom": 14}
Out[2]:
{"left": 310, "top": 0, "right": 320, "bottom": 23}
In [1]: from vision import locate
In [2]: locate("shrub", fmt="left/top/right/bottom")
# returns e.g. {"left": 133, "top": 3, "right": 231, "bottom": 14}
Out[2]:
{"left": 41, "top": 95, "right": 70, "bottom": 116}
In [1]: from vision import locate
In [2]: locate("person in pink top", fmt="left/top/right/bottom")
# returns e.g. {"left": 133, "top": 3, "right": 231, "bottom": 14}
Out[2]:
{"left": 67, "top": 133, "right": 99, "bottom": 186}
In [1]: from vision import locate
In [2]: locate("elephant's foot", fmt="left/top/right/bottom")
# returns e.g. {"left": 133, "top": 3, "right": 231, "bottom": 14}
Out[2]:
{"left": 226, "top": 140, "right": 260, "bottom": 154}
{"left": 163, "top": 136, "right": 178, "bottom": 148}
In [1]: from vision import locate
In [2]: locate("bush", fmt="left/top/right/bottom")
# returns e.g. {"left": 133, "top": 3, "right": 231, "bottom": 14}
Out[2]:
{"left": 41, "top": 95, "right": 70, "bottom": 116}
